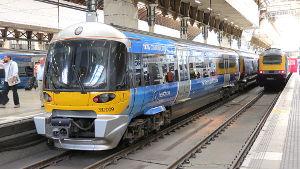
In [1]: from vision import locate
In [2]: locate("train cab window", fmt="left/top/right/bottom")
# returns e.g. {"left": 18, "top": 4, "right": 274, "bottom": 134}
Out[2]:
{"left": 263, "top": 55, "right": 282, "bottom": 65}
{"left": 110, "top": 41, "right": 127, "bottom": 90}
{"left": 44, "top": 39, "right": 127, "bottom": 91}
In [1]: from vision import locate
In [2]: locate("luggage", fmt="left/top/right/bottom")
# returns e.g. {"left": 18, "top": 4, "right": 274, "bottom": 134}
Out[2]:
{"left": 25, "top": 76, "right": 37, "bottom": 91}
{"left": 0, "top": 91, "right": 9, "bottom": 105}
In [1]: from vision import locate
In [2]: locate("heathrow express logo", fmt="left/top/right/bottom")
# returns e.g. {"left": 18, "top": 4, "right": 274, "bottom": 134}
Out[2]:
{"left": 201, "top": 78, "right": 218, "bottom": 86}
{"left": 143, "top": 44, "right": 169, "bottom": 53}
{"left": 152, "top": 90, "right": 171, "bottom": 101}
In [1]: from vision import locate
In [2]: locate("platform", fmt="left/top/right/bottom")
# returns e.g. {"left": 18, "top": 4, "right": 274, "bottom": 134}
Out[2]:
{"left": 241, "top": 73, "right": 300, "bottom": 169}
{"left": 0, "top": 89, "right": 44, "bottom": 124}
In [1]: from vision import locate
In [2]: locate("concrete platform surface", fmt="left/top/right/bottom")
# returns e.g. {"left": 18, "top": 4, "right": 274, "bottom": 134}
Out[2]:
{"left": 241, "top": 73, "right": 300, "bottom": 169}
{"left": 0, "top": 89, "right": 44, "bottom": 124}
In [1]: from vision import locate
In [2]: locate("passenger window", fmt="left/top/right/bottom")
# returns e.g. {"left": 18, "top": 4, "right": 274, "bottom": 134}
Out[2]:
{"left": 189, "top": 62, "right": 197, "bottom": 79}
{"left": 0, "top": 69, "right": 4, "bottom": 78}
{"left": 229, "top": 58, "right": 236, "bottom": 68}
{"left": 167, "top": 61, "right": 176, "bottom": 83}
{"left": 142, "top": 54, "right": 177, "bottom": 85}
{"left": 209, "top": 59, "right": 217, "bottom": 76}
{"left": 203, "top": 54, "right": 210, "bottom": 77}
{"left": 192, "top": 50, "right": 203, "bottom": 79}
{"left": 143, "top": 54, "right": 164, "bottom": 86}
{"left": 134, "top": 54, "right": 142, "bottom": 87}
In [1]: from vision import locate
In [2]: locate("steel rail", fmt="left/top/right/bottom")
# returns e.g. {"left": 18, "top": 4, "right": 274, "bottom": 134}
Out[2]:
{"left": 166, "top": 91, "right": 264, "bottom": 169}
{"left": 22, "top": 151, "right": 72, "bottom": 169}
{"left": 84, "top": 93, "right": 242, "bottom": 169}
{"left": 229, "top": 91, "right": 281, "bottom": 169}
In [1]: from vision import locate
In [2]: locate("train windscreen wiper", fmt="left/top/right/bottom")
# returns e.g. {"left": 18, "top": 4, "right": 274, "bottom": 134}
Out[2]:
{"left": 72, "top": 65, "right": 87, "bottom": 94}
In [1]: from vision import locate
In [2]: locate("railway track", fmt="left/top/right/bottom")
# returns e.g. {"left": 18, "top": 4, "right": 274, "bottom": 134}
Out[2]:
{"left": 83, "top": 92, "right": 254, "bottom": 169}
{"left": 229, "top": 91, "right": 281, "bottom": 169}
{"left": 22, "top": 91, "right": 243, "bottom": 169}
{"left": 166, "top": 90, "right": 281, "bottom": 169}
{"left": 165, "top": 91, "right": 265, "bottom": 169}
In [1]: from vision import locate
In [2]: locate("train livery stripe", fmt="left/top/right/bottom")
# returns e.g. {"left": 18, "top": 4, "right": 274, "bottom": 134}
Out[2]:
{"left": 52, "top": 36, "right": 141, "bottom": 41}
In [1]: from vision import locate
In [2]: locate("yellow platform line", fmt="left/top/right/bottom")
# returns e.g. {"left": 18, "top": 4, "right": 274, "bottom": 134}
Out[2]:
{"left": 271, "top": 109, "right": 290, "bottom": 113}
{"left": 0, "top": 110, "right": 45, "bottom": 119}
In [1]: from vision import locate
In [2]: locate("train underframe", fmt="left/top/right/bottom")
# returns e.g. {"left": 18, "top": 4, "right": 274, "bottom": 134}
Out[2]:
{"left": 258, "top": 74, "right": 287, "bottom": 88}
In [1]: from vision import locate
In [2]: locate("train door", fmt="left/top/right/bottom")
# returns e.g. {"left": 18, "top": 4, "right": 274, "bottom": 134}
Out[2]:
{"left": 175, "top": 47, "right": 191, "bottom": 102}
{"left": 223, "top": 54, "right": 230, "bottom": 87}
{"left": 128, "top": 53, "right": 145, "bottom": 116}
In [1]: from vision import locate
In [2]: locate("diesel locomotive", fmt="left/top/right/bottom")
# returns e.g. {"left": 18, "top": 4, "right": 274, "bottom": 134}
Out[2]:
{"left": 258, "top": 48, "right": 290, "bottom": 87}
{"left": 34, "top": 22, "right": 259, "bottom": 150}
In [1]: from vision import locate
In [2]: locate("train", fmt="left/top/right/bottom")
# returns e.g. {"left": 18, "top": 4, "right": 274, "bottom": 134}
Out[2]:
{"left": 257, "top": 48, "right": 290, "bottom": 87}
{"left": 288, "top": 58, "right": 298, "bottom": 73}
{"left": 33, "top": 22, "right": 259, "bottom": 150}
{"left": 0, "top": 52, "right": 46, "bottom": 90}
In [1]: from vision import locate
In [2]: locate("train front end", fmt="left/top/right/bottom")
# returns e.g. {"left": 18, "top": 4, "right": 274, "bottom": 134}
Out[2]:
{"left": 258, "top": 48, "right": 288, "bottom": 87}
{"left": 34, "top": 22, "right": 133, "bottom": 150}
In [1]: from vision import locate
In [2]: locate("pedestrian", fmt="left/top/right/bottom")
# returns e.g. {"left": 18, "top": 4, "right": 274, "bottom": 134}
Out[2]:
{"left": 36, "top": 57, "right": 45, "bottom": 107}
{"left": 0, "top": 56, "right": 20, "bottom": 108}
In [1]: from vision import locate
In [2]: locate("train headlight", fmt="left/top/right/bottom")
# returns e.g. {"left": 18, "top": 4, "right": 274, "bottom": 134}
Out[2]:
{"left": 93, "top": 93, "right": 116, "bottom": 103}
{"left": 280, "top": 70, "right": 285, "bottom": 75}
{"left": 43, "top": 92, "right": 52, "bottom": 102}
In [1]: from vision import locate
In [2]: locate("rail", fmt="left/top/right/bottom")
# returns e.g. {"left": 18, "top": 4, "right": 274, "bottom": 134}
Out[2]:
{"left": 166, "top": 91, "right": 264, "bottom": 169}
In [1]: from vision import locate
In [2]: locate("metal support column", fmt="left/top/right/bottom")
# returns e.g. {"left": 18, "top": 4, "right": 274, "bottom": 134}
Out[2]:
{"left": 180, "top": 17, "right": 189, "bottom": 40}
{"left": 26, "top": 31, "right": 33, "bottom": 50}
{"left": 147, "top": 3, "right": 157, "bottom": 33}
{"left": 228, "top": 35, "right": 233, "bottom": 48}
{"left": 86, "top": 0, "right": 98, "bottom": 22}
{"left": 217, "top": 31, "right": 223, "bottom": 46}
{"left": 237, "top": 39, "right": 242, "bottom": 49}
{"left": 202, "top": 25, "right": 208, "bottom": 44}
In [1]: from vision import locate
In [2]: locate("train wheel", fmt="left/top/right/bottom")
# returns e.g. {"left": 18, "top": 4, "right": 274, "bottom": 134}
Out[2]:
{"left": 239, "top": 84, "right": 245, "bottom": 92}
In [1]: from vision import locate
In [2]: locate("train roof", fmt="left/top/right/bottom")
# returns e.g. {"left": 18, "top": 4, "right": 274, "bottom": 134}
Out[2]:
{"left": 113, "top": 24, "right": 256, "bottom": 56}
{"left": 51, "top": 22, "right": 130, "bottom": 49}
{"left": 51, "top": 22, "right": 256, "bottom": 56}
{"left": 260, "top": 48, "right": 285, "bottom": 56}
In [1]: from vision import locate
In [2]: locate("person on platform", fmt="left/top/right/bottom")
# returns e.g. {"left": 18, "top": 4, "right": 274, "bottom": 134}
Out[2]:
{"left": 36, "top": 57, "right": 45, "bottom": 107}
{"left": 0, "top": 56, "right": 20, "bottom": 108}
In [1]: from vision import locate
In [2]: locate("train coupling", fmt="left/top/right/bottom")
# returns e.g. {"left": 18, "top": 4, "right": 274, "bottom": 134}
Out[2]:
{"left": 50, "top": 118, "right": 71, "bottom": 139}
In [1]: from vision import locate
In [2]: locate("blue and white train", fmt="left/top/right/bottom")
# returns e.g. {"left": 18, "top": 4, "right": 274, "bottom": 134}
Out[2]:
{"left": 0, "top": 53, "right": 46, "bottom": 90}
{"left": 33, "top": 22, "right": 259, "bottom": 150}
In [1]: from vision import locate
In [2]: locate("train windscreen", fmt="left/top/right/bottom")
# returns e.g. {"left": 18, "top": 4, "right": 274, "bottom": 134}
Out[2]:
{"left": 262, "top": 55, "right": 282, "bottom": 65}
{"left": 44, "top": 39, "right": 127, "bottom": 91}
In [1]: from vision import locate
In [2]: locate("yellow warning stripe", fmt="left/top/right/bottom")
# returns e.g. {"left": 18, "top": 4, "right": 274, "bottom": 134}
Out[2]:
{"left": 271, "top": 109, "right": 290, "bottom": 113}
{"left": 0, "top": 110, "right": 44, "bottom": 119}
